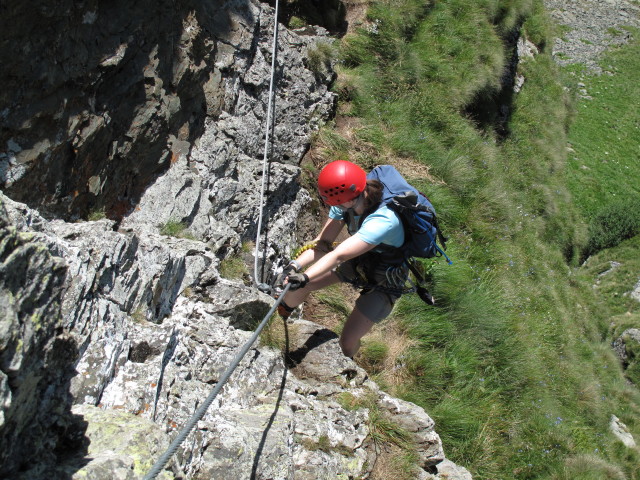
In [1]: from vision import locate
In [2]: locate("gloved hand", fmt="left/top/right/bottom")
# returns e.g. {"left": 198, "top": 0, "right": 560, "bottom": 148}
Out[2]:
{"left": 274, "top": 260, "right": 300, "bottom": 289}
{"left": 286, "top": 272, "right": 309, "bottom": 291}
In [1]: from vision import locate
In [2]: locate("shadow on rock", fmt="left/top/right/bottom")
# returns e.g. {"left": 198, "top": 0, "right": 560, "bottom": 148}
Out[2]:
{"left": 0, "top": 0, "right": 255, "bottom": 222}
{"left": 285, "top": 326, "right": 338, "bottom": 368}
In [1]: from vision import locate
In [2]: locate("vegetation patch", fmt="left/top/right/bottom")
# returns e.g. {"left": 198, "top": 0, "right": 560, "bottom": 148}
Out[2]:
{"left": 299, "top": 434, "right": 354, "bottom": 457}
{"left": 159, "top": 219, "right": 195, "bottom": 239}
{"left": 583, "top": 198, "right": 640, "bottom": 259}
{"left": 260, "top": 315, "right": 297, "bottom": 352}
{"left": 307, "top": 41, "right": 335, "bottom": 77}
{"left": 87, "top": 208, "right": 106, "bottom": 221}
{"left": 564, "top": 28, "right": 640, "bottom": 222}
{"left": 219, "top": 255, "right": 249, "bottom": 281}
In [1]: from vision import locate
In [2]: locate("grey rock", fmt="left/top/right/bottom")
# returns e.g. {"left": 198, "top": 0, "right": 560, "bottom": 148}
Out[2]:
{"left": 0, "top": 195, "right": 75, "bottom": 477}
{"left": 630, "top": 278, "right": 640, "bottom": 302}
{"left": 0, "top": 0, "right": 336, "bottom": 226}
{"left": 613, "top": 328, "right": 640, "bottom": 364}
{"left": 517, "top": 37, "right": 539, "bottom": 59}
{"left": 610, "top": 414, "right": 636, "bottom": 448}
{"left": 377, "top": 390, "right": 444, "bottom": 467}
{"left": 55, "top": 405, "right": 175, "bottom": 480}
{"left": 432, "top": 458, "right": 474, "bottom": 480}
{"left": 1, "top": 187, "right": 470, "bottom": 479}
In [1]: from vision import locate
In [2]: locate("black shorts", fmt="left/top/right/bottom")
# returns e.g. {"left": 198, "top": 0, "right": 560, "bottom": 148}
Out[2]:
{"left": 334, "top": 255, "right": 408, "bottom": 323}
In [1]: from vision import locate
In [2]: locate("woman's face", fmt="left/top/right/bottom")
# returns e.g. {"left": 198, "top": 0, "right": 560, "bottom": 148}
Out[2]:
{"left": 336, "top": 192, "right": 366, "bottom": 214}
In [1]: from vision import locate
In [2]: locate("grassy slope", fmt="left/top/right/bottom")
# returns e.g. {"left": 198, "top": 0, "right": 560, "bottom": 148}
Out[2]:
{"left": 564, "top": 35, "right": 640, "bottom": 219}
{"left": 323, "top": 0, "right": 640, "bottom": 478}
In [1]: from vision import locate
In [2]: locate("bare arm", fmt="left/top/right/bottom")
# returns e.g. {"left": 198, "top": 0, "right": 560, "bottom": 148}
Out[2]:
{"left": 301, "top": 235, "right": 377, "bottom": 281}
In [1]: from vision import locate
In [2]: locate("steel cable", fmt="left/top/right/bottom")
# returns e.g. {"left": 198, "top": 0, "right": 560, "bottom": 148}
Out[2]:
{"left": 142, "top": 284, "right": 291, "bottom": 480}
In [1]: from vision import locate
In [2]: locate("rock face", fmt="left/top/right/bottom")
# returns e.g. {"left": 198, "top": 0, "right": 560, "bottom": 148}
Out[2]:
{"left": 0, "top": 0, "right": 334, "bottom": 225}
{"left": 0, "top": 198, "right": 80, "bottom": 477}
{"left": 0, "top": 0, "right": 471, "bottom": 479}
{"left": 613, "top": 326, "right": 640, "bottom": 384}
{"left": 610, "top": 414, "right": 637, "bottom": 449}
{"left": 1, "top": 191, "right": 470, "bottom": 479}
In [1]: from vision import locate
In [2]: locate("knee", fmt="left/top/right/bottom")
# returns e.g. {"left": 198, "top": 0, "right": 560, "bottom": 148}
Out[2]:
{"left": 339, "top": 336, "right": 360, "bottom": 358}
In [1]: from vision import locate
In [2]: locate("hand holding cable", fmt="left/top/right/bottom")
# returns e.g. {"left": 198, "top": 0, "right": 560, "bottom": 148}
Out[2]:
{"left": 274, "top": 260, "right": 300, "bottom": 289}
{"left": 285, "top": 272, "right": 309, "bottom": 290}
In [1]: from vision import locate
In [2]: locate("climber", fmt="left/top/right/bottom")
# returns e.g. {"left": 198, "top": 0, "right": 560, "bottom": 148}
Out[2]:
{"left": 277, "top": 160, "right": 409, "bottom": 358}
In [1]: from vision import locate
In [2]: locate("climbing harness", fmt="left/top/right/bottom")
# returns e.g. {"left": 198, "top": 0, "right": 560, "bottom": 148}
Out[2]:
{"left": 253, "top": 0, "right": 281, "bottom": 294}
{"left": 384, "top": 263, "right": 414, "bottom": 293}
{"left": 338, "top": 256, "right": 435, "bottom": 304}
{"left": 143, "top": 284, "right": 292, "bottom": 480}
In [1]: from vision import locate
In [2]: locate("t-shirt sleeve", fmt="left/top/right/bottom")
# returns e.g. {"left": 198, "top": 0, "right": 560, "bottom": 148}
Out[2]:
{"left": 328, "top": 206, "right": 345, "bottom": 221}
{"left": 354, "top": 207, "right": 404, "bottom": 247}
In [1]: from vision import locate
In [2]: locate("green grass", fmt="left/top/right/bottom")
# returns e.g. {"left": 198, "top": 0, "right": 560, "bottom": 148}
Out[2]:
{"left": 315, "top": 284, "right": 351, "bottom": 319}
{"left": 564, "top": 29, "right": 640, "bottom": 220}
{"left": 336, "top": 390, "right": 420, "bottom": 479}
{"left": 562, "top": 30, "right": 640, "bottom": 260}
{"left": 578, "top": 234, "right": 640, "bottom": 321}
{"left": 325, "top": 0, "right": 640, "bottom": 478}
{"left": 219, "top": 255, "right": 248, "bottom": 281}
{"left": 582, "top": 198, "right": 640, "bottom": 259}
{"left": 359, "top": 340, "right": 389, "bottom": 373}
{"left": 307, "top": 41, "right": 335, "bottom": 77}
{"left": 159, "top": 219, "right": 195, "bottom": 239}
{"left": 87, "top": 208, "right": 106, "bottom": 221}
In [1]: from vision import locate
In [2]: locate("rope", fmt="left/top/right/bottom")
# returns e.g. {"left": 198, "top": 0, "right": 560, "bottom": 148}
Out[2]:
{"left": 253, "top": 0, "right": 281, "bottom": 289}
{"left": 143, "top": 283, "right": 291, "bottom": 480}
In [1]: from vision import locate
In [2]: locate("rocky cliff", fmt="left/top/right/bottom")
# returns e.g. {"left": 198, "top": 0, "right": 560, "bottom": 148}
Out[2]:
{"left": 0, "top": 1, "right": 471, "bottom": 478}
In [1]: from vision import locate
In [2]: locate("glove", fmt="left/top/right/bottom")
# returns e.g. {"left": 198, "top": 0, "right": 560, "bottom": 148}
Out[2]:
{"left": 286, "top": 272, "right": 309, "bottom": 291}
{"left": 274, "top": 260, "right": 300, "bottom": 289}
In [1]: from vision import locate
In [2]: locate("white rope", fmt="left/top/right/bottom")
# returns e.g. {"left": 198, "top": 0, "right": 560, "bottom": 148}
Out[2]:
{"left": 254, "top": 0, "right": 280, "bottom": 288}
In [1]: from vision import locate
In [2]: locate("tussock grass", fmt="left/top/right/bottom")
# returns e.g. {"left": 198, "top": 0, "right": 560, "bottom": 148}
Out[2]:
{"left": 306, "top": 41, "right": 335, "bottom": 77}
{"left": 583, "top": 198, "right": 640, "bottom": 259}
{"left": 307, "top": 283, "right": 353, "bottom": 333}
{"left": 87, "top": 207, "right": 106, "bottom": 221}
{"left": 335, "top": 390, "right": 420, "bottom": 479}
{"left": 219, "top": 255, "right": 248, "bottom": 281}
{"left": 159, "top": 219, "right": 196, "bottom": 239}
{"left": 320, "top": 0, "right": 640, "bottom": 478}
{"left": 550, "top": 454, "right": 627, "bottom": 480}
{"left": 260, "top": 315, "right": 293, "bottom": 352}
{"left": 359, "top": 321, "right": 417, "bottom": 392}
{"left": 369, "top": 444, "right": 420, "bottom": 480}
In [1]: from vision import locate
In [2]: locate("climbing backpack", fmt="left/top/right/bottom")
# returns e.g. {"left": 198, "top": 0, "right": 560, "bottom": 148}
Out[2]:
{"left": 367, "top": 165, "right": 451, "bottom": 264}
{"left": 357, "top": 165, "right": 451, "bottom": 305}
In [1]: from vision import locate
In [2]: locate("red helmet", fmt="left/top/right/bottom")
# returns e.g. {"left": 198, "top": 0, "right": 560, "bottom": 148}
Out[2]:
{"left": 317, "top": 160, "right": 367, "bottom": 206}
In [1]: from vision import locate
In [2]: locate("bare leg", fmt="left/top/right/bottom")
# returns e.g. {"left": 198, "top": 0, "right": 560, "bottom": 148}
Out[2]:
{"left": 339, "top": 307, "right": 375, "bottom": 358}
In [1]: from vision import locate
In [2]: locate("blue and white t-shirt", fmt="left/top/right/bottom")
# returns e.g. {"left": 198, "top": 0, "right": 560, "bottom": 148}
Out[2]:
{"left": 329, "top": 205, "right": 404, "bottom": 248}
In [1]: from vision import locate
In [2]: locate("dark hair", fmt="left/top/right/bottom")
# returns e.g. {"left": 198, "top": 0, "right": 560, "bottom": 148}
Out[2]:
{"left": 364, "top": 179, "right": 383, "bottom": 210}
